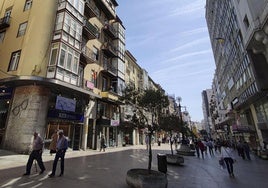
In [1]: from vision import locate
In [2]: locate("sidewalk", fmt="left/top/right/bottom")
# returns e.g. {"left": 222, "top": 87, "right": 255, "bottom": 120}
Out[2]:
{"left": 0, "top": 143, "right": 171, "bottom": 170}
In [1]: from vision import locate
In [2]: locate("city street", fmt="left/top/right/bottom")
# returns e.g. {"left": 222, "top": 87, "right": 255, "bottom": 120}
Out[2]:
{"left": 0, "top": 144, "right": 268, "bottom": 188}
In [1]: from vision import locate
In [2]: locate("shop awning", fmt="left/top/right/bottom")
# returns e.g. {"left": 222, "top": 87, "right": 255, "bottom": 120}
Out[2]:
{"left": 232, "top": 124, "right": 255, "bottom": 133}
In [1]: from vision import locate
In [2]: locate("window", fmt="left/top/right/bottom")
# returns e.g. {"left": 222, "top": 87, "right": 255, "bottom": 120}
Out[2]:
{"left": 102, "top": 77, "right": 107, "bottom": 91}
{"left": 0, "top": 31, "right": 5, "bottom": 43}
{"left": 49, "top": 43, "right": 59, "bottom": 66}
{"left": 66, "top": 53, "right": 72, "bottom": 71}
{"left": 59, "top": 48, "right": 66, "bottom": 67}
{"left": 93, "top": 46, "right": 99, "bottom": 61}
{"left": 8, "top": 50, "right": 21, "bottom": 71}
{"left": 24, "top": 0, "right": 32, "bottom": 11}
{"left": 58, "top": 44, "right": 79, "bottom": 74}
{"left": 17, "top": 22, "right": 27, "bottom": 37}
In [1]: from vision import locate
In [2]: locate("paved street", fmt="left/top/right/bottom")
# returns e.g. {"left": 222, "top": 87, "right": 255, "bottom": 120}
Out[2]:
{"left": 0, "top": 144, "right": 268, "bottom": 188}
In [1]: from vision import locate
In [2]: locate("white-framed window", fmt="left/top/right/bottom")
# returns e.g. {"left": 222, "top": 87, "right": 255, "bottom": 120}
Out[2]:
{"left": 24, "top": 0, "right": 32, "bottom": 11}
{"left": 59, "top": 47, "right": 66, "bottom": 67}
{"left": 8, "top": 50, "right": 21, "bottom": 71}
{"left": 17, "top": 22, "right": 27, "bottom": 37}
{"left": 72, "top": 54, "right": 79, "bottom": 73}
{"left": 58, "top": 44, "right": 79, "bottom": 74}
{"left": 66, "top": 52, "right": 72, "bottom": 71}
{"left": 55, "top": 12, "right": 64, "bottom": 31}
{"left": 49, "top": 43, "right": 59, "bottom": 66}
{"left": 0, "top": 31, "right": 5, "bottom": 43}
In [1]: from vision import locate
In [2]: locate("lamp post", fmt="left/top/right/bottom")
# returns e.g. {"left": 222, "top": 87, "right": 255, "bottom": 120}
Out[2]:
{"left": 177, "top": 97, "right": 187, "bottom": 141}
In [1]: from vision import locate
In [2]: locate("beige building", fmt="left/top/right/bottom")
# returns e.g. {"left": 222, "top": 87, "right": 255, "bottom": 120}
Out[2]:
{"left": 0, "top": 0, "right": 125, "bottom": 152}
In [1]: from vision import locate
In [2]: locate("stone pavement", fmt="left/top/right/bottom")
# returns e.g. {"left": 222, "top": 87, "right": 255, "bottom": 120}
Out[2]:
{"left": 0, "top": 144, "right": 268, "bottom": 188}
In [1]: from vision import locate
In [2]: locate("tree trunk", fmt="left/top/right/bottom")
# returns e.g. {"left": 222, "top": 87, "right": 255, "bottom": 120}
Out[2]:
{"left": 148, "top": 133, "right": 152, "bottom": 171}
{"left": 170, "top": 131, "right": 174, "bottom": 155}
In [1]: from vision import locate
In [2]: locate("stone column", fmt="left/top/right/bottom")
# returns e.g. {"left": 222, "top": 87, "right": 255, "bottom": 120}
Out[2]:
{"left": 3, "top": 85, "right": 50, "bottom": 153}
{"left": 81, "top": 117, "right": 89, "bottom": 150}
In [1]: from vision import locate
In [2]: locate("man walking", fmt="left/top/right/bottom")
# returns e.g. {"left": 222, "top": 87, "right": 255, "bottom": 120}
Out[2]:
{"left": 23, "top": 132, "right": 46, "bottom": 175}
{"left": 48, "top": 130, "right": 68, "bottom": 177}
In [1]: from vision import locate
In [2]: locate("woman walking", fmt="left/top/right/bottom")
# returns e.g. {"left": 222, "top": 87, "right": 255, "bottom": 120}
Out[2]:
{"left": 221, "top": 142, "right": 236, "bottom": 178}
{"left": 49, "top": 129, "right": 58, "bottom": 155}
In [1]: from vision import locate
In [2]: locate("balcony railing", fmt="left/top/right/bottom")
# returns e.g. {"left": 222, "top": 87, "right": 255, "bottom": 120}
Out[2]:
{"left": 0, "top": 16, "right": 10, "bottom": 30}
{"left": 84, "top": 0, "right": 100, "bottom": 18}
{"left": 83, "top": 19, "right": 99, "bottom": 39}
{"left": 103, "top": 62, "right": 117, "bottom": 76}
{"left": 81, "top": 46, "right": 98, "bottom": 64}
{"left": 103, "top": 24, "right": 117, "bottom": 39}
{"left": 102, "top": 42, "right": 117, "bottom": 57}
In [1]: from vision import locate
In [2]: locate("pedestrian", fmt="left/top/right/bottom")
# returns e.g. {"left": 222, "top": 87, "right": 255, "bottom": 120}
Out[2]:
{"left": 194, "top": 140, "right": 200, "bottom": 158}
{"left": 237, "top": 140, "right": 245, "bottom": 159}
{"left": 216, "top": 139, "right": 222, "bottom": 153}
{"left": 174, "top": 135, "right": 178, "bottom": 150}
{"left": 100, "top": 134, "right": 106, "bottom": 152}
{"left": 221, "top": 142, "right": 236, "bottom": 178}
{"left": 158, "top": 136, "right": 161, "bottom": 146}
{"left": 197, "top": 140, "right": 205, "bottom": 158}
{"left": 243, "top": 141, "right": 251, "bottom": 160}
{"left": 207, "top": 139, "right": 214, "bottom": 156}
{"left": 48, "top": 130, "right": 68, "bottom": 177}
{"left": 49, "top": 129, "right": 58, "bottom": 155}
{"left": 23, "top": 132, "right": 46, "bottom": 176}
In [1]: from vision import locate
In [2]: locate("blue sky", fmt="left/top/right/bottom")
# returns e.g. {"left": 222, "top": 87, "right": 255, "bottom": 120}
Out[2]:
{"left": 116, "top": 0, "right": 215, "bottom": 122}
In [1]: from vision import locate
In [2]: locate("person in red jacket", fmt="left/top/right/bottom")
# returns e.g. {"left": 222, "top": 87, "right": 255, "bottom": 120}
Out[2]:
{"left": 197, "top": 140, "right": 205, "bottom": 159}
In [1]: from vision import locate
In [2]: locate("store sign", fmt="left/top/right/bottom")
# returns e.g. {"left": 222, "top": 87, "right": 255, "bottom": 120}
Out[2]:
{"left": 48, "top": 109, "right": 84, "bottom": 122}
{"left": 55, "top": 96, "right": 76, "bottom": 112}
{"left": 111, "top": 119, "right": 119, "bottom": 126}
{"left": 86, "top": 80, "right": 94, "bottom": 90}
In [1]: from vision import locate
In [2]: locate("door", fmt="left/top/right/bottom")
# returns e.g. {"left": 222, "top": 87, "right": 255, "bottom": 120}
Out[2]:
{"left": 73, "top": 124, "right": 81, "bottom": 150}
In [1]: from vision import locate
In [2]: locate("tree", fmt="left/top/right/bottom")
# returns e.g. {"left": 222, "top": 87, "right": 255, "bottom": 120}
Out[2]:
{"left": 122, "top": 86, "right": 169, "bottom": 171}
{"left": 159, "top": 114, "right": 181, "bottom": 155}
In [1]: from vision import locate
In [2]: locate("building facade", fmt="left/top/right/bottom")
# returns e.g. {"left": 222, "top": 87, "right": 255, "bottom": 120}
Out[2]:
{"left": 206, "top": 0, "right": 268, "bottom": 149}
{"left": 0, "top": 0, "right": 126, "bottom": 153}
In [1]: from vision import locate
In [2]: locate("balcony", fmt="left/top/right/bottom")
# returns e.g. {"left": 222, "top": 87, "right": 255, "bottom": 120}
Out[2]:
{"left": 101, "top": 91, "right": 118, "bottom": 102}
{"left": 102, "top": 42, "right": 117, "bottom": 57}
{"left": 0, "top": 16, "right": 10, "bottom": 30}
{"left": 95, "top": 0, "right": 117, "bottom": 20}
{"left": 84, "top": 0, "right": 100, "bottom": 18}
{"left": 102, "top": 62, "right": 117, "bottom": 77}
{"left": 80, "top": 46, "right": 98, "bottom": 64}
{"left": 103, "top": 24, "right": 117, "bottom": 39}
{"left": 83, "top": 19, "right": 99, "bottom": 40}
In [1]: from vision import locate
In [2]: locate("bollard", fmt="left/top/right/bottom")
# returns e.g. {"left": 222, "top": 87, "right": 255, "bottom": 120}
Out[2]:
{"left": 157, "top": 153, "right": 167, "bottom": 173}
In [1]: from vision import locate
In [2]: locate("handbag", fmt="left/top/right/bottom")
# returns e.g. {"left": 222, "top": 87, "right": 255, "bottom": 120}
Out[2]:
{"left": 219, "top": 158, "right": 224, "bottom": 166}
{"left": 219, "top": 158, "right": 226, "bottom": 169}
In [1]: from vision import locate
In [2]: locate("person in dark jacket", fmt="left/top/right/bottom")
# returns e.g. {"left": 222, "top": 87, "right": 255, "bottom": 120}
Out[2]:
{"left": 48, "top": 130, "right": 68, "bottom": 177}
{"left": 100, "top": 134, "right": 106, "bottom": 152}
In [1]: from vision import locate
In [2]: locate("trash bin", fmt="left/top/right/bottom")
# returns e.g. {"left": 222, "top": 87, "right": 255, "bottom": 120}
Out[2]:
{"left": 157, "top": 153, "right": 167, "bottom": 173}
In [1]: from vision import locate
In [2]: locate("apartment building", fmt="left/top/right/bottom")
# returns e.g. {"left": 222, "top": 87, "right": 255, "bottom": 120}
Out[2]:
{"left": 201, "top": 89, "right": 213, "bottom": 139}
{"left": 0, "top": 0, "right": 125, "bottom": 153}
{"left": 206, "top": 0, "right": 268, "bottom": 149}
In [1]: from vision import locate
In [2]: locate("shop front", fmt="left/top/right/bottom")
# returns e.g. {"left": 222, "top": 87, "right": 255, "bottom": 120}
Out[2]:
{"left": 0, "top": 76, "right": 99, "bottom": 153}
{"left": 46, "top": 95, "right": 85, "bottom": 150}
{"left": 95, "top": 118, "right": 120, "bottom": 149}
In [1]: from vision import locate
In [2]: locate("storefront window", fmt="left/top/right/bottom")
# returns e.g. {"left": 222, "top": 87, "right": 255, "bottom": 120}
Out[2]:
{"left": 255, "top": 100, "right": 268, "bottom": 123}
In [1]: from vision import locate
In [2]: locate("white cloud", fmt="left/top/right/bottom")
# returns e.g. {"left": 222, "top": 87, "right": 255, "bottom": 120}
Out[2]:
{"left": 180, "top": 27, "right": 208, "bottom": 37}
{"left": 169, "top": 0, "right": 205, "bottom": 17}
{"left": 170, "top": 37, "right": 210, "bottom": 53}
{"left": 162, "top": 49, "right": 212, "bottom": 64}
